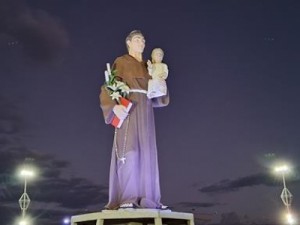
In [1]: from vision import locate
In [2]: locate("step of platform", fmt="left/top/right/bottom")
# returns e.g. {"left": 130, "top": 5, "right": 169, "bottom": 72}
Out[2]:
{"left": 71, "top": 209, "right": 194, "bottom": 225}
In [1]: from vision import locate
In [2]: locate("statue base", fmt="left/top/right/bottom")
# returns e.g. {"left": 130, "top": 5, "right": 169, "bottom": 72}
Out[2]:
{"left": 71, "top": 209, "right": 194, "bottom": 225}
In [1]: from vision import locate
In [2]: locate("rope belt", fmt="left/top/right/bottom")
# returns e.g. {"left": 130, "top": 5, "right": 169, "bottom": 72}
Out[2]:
{"left": 129, "top": 89, "right": 147, "bottom": 94}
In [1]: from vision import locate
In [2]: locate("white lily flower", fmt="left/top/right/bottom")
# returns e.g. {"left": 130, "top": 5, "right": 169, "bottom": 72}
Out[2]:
{"left": 110, "top": 92, "right": 121, "bottom": 101}
{"left": 120, "top": 85, "right": 130, "bottom": 94}
{"left": 107, "top": 84, "right": 118, "bottom": 91}
{"left": 115, "top": 81, "right": 125, "bottom": 88}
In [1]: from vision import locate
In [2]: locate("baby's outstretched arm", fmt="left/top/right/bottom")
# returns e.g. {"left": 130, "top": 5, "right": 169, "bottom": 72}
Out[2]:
{"left": 147, "top": 60, "right": 153, "bottom": 76}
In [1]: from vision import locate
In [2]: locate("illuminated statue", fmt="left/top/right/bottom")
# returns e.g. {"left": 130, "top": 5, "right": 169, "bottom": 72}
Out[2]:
{"left": 99, "top": 30, "right": 169, "bottom": 210}
{"left": 147, "top": 48, "right": 168, "bottom": 99}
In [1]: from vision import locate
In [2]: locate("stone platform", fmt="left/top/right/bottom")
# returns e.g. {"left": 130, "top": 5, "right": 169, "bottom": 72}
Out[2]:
{"left": 71, "top": 209, "right": 194, "bottom": 225}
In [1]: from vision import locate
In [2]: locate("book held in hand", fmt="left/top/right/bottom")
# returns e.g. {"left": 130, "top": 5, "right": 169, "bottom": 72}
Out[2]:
{"left": 111, "top": 97, "right": 133, "bottom": 128}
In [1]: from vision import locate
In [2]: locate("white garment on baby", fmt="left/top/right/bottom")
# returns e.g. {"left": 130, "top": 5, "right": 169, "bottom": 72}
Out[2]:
{"left": 147, "top": 79, "right": 167, "bottom": 99}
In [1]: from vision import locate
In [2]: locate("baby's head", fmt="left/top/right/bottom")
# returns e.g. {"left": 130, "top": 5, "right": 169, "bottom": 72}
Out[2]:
{"left": 151, "top": 48, "right": 164, "bottom": 63}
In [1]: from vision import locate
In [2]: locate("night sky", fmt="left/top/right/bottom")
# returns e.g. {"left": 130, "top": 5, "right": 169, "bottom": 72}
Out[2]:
{"left": 1, "top": 1, "right": 300, "bottom": 225}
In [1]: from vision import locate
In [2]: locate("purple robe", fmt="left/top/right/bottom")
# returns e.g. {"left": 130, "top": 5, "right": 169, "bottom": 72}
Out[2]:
{"left": 99, "top": 54, "right": 169, "bottom": 209}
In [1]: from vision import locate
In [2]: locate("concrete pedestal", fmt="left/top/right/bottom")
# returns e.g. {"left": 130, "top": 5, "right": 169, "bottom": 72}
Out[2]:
{"left": 71, "top": 209, "right": 194, "bottom": 225}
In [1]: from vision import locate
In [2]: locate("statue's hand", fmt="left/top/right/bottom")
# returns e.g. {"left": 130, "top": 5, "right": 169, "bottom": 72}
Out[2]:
{"left": 147, "top": 60, "right": 152, "bottom": 68}
{"left": 113, "top": 105, "right": 128, "bottom": 120}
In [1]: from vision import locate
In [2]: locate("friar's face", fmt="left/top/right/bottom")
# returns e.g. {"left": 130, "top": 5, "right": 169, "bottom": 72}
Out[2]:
{"left": 127, "top": 34, "right": 145, "bottom": 54}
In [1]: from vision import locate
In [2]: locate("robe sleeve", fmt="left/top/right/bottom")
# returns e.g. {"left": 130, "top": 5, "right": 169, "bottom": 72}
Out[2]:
{"left": 99, "top": 85, "right": 116, "bottom": 124}
{"left": 112, "top": 57, "right": 124, "bottom": 80}
{"left": 99, "top": 58, "right": 122, "bottom": 124}
{"left": 152, "top": 90, "right": 170, "bottom": 108}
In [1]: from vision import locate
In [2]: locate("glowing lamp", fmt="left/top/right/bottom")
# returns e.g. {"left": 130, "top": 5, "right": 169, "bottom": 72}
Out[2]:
{"left": 19, "top": 219, "right": 28, "bottom": 225}
{"left": 63, "top": 217, "right": 70, "bottom": 224}
{"left": 274, "top": 165, "right": 290, "bottom": 173}
{"left": 286, "top": 213, "right": 296, "bottom": 225}
{"left": 20, "top": 169, "right": 35, "bottom": 178}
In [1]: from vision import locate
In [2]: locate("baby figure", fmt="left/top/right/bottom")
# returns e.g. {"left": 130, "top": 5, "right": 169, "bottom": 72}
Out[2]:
{"left": 147, "top": 48, "right": 169, "bottom": 99}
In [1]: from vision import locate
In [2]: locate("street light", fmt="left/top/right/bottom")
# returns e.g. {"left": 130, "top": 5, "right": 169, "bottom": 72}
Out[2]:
{"left": 286, "top": 212, "right": 296, "bottom": 225}
{"left": 19, "top": 218, "right": 29, "bottom": 225}
{"left": 63, "top": 217, "right": 71, "bottom": 224}
{"left": 274, "top": 164, "right": 293, "bottom": 210}
{"left": 274, "top": 163, "right": 295, "bottom": 225}
{"left": 16, "top": 216, "right": 32, "bottom": 225}
{"left": 18, "top": 166, "right": 36, "bottom": 225}
{"left": 274, "top": 165, "right": 290, "bottom": 173}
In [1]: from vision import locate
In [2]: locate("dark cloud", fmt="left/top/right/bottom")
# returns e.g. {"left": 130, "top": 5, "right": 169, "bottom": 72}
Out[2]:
{"left": 200, "top": 172, "right": 300, "bottom": 194}
{"left": 178, "top": 201, "right": 222, "bottom": 208}
{"left": 0, "top": 0, "right": 69, "bottom": 61}
{"left": 0, "top": 136, "right": 10, "bottom": 146}
{"left": 29, "top": 207, "right": 84, "bottom": 225}
{"left": 0, "top": 147, "right": 108, "bottom": 225}
{"left": 0, "top": 148, "right": 108, "bottom": 208}
{"left": 0, "top": 95, "right": 107, "bottom": 225}
{"left": 200, "top": 173, "right": 272, "bottom": 194}
{"left": 0, "top": 203, "right": 83, "bottom": 225}
{"left": 0, "top": 94, "right": 26, "bottom": 175}
{"left": 0, "top": 205, "right": 18, "bottom": 225}
{"left": 220, "top": 212, "right": 241, "bottom": 225}
{"left": 0, "top": 95, "right": 105, "bottom": 222}
{"left": 0, "top": 95, "right": 23, "bottom": 135}
{"left": 31, "top": 177, "right": 107, "bottom": 209}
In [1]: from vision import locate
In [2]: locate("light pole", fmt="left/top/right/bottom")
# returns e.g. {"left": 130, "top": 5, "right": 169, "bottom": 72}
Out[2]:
{"left": 274, "top": 164, "right": 295, "bottom": 225}
{"left": 274, "top": 165, "right": 293, "bottom": 211}
{"left": 18, "top": 167, "right": 35, "bottom": 225}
